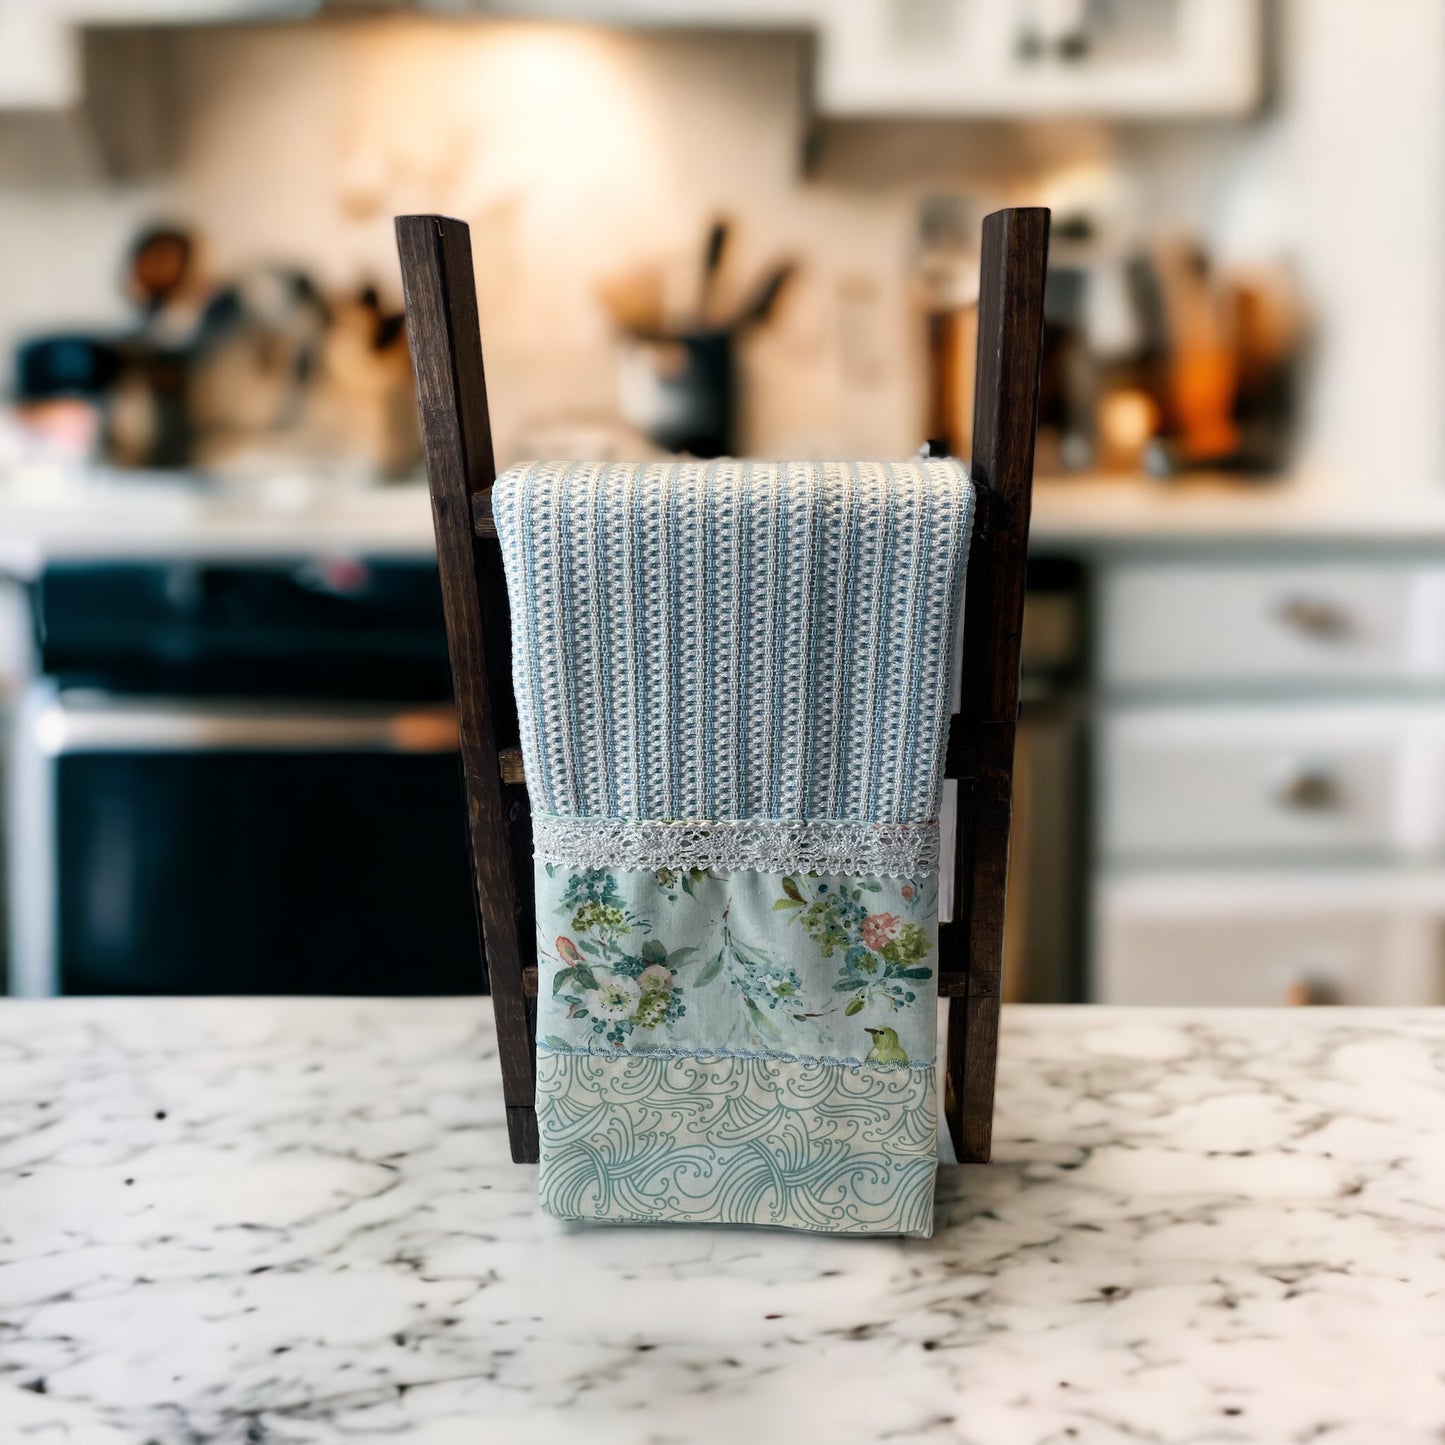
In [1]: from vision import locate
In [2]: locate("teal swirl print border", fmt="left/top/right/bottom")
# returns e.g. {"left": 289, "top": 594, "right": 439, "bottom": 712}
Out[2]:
{"left": 536, "top": 1049, "right": 938, "bottom": 1236}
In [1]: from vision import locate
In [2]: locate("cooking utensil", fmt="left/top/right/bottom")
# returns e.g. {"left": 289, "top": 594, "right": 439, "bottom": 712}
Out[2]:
{"left": 697, "top": 218, "right": 729, "bottom": 324}
{"left": 730, "top": 259, "right": 795, "bottom": 331}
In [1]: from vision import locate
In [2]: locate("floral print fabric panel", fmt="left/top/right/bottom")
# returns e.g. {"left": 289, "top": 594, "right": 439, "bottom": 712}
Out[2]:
{"left": 534, "top": 862, "right": 941, "bottom": 1236}
{"left": 536, "top": 864, "right": 938, "bottom": 1069}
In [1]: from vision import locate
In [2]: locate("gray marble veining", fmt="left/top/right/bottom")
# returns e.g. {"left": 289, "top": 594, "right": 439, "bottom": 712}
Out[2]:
{"left": 1, "top": 999, "right": 1442, "bottom": 1444}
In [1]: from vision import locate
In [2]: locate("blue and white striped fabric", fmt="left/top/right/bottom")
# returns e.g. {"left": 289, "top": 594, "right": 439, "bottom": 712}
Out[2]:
{"left": 493, "top": 458, "right": 973, "bottom": 1236}
{"left": 493, "top": 460, "right": 971, "bottom": 827}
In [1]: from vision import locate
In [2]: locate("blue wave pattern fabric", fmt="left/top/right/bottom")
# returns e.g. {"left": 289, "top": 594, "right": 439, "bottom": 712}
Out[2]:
{"left": 493, "top": 459, "right": 973, "bottom": 1236}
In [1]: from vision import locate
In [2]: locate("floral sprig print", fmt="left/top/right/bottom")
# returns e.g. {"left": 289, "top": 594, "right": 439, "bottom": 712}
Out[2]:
{"left": 774, "top": 873, "right": 934, "bottom": 1016}
{"left": 542, "top": 865, "right": 934, "bottom": 1051}
{"left": 654, "top": 866, "right": 711, "bottom": 902}
{"left": 693, "top": 902, "right": 802, "bottom": 1042}
{"left": 557, "top": 869, "right": 649, "bottom": 953}
{"left": 547, "top": 871, "right": 693, "bottom": 1046}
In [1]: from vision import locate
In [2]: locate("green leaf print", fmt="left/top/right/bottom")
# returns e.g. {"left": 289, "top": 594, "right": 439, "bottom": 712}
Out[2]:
{"left": 552, "top": 963, "right": 599, "bottom": 996}
{"left": 745, "top": 997, "right": 781, "bottom": 1040}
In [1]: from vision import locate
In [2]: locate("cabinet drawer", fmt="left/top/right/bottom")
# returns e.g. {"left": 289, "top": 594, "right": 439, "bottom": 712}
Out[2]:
{"left": 1094, "top": 875, "right": 1445, "bottom": 1005}
{"left": 1101, "top": 562, "right": 1445, "bottom": 686}
{"left": 1101, "top": 704, "right": 1445, "bottom": 861}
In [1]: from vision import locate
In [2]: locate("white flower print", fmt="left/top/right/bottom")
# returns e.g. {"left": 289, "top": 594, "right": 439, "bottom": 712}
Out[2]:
{"left": 588, "top": 977, "right": 640, "bottom": 1021}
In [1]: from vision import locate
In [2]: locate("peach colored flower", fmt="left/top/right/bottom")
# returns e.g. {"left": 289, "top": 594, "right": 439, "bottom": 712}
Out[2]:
{"left": 861, "top": 912, "right": 902, "bottom": 951}
{"left": 901, "top": 884, "right": 915, "bottom": 902}
{"left": 557, "top": 936, "right": 583, "bottom": 965}
{"left": 638, "top": 964, "right": 674, "bottom": 992}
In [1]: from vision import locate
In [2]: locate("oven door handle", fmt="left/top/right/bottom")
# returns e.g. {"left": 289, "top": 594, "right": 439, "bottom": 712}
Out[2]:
{"left": 33, "top": 697, "right": 460, "bottom": 754}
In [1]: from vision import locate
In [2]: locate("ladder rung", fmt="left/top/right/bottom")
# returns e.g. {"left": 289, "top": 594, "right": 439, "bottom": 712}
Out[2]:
{"left": 473, "top": 489, "right": 497, "bottom": 538}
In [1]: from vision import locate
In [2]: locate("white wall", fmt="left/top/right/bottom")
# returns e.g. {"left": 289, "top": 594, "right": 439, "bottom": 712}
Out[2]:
{"left": 161, "top": 22, "right": 910, "bottom": 463}
{"left": 0, "top": 4, "right": 1440, "bottom": 480}
{"left": 1284, "top": 0, "right": 1445, "bottom": 491}
{"left": 0, "top": 115, "right": 164, "bottom": 370}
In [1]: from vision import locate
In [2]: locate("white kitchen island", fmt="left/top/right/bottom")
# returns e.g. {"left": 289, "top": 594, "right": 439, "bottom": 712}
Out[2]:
{"left": 2, "top": 999, "right": 1441, "bottom": 1444}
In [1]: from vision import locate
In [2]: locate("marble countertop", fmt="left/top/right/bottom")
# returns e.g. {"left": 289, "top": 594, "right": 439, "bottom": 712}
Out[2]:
{"left": 1029, "top": 473, "right": 1445, "bottom": 548}
{"left": 0, "top": 471, "right": 439, "bottom": 577}
{"left": 2, "top": 1000, "right": 1442, "bottom": 1444}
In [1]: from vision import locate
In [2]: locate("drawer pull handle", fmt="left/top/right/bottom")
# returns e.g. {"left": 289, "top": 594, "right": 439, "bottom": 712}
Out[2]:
{"left": 1276, "top": 596, "right": 1351, "bottom": 639}
{"left": 1275, "top": 768, "right": 1340, "bottom": 811}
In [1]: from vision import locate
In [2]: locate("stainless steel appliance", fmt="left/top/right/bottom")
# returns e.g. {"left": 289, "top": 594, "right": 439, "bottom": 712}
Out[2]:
{"left": 7, "top": 559, "right": 480, "bottom": 996}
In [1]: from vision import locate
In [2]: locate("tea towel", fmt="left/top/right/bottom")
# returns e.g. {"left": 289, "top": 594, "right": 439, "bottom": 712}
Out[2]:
{"left": 493, "top": 459, "right": 973, "bottom": 1235}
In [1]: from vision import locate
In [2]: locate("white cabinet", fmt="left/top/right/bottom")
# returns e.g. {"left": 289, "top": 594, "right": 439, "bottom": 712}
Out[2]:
{"left": 1101, "top": 561, "right": 1445, "bottom": 689}
{"left": 0, "top": 0, "right": 313, "bottom": 110}
{"left": 1092, "top": 553, "right": 1445, "bottom": 1007}
{"left": 66, "top": 0, "right": 311, "bottom": 16}
{"left": 5, "top": 0, "right": 1260, "bottom": 118}
{"left": 480, "top": 0, "right": 820, "bottom": 23}
{"left": 818, "top": 0, "right": 1261, "bottom": 119}
{"left": 1095, "top": 873, "right": 1445, "bottom": 1007}
{"left": 1101, "top": 702, "right": 1445, "bottom": 863}
{"left": 0, "top": 5, "right": 78, "bottom": 109}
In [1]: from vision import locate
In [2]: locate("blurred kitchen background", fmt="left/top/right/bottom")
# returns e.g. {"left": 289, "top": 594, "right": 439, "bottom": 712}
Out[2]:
{"left": 1, "top": 0, "right": 1443, "bottom": 1007}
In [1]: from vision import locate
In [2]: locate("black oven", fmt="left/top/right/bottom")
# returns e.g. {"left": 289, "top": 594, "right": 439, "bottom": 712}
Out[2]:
{"left": 6, "top": 559, "right": 482, "bottom": 996}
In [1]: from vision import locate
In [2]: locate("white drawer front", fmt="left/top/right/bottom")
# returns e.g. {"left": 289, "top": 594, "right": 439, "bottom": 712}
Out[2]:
{"left": 1101, "top": 562, "right": 1445, "bottom": 686}
{"left": 1102, "top": 704, "right": 1445, "bottom": 861}
{"left": 1097, "top": 911, "right": 1408, "bottom": 1005}
{"left": 1094, "top": 876, "right": 1445, "bottom": 1005}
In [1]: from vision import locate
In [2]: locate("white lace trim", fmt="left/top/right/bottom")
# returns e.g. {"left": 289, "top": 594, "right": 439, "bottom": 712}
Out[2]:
{"left": 530, "top": 813, "right": 938, "bottom": 879}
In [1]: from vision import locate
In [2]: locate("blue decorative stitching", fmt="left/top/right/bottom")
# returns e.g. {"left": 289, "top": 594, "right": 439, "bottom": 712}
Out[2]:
{"left": 536, "top": 1040, "right": 935, "bottom": 1073}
